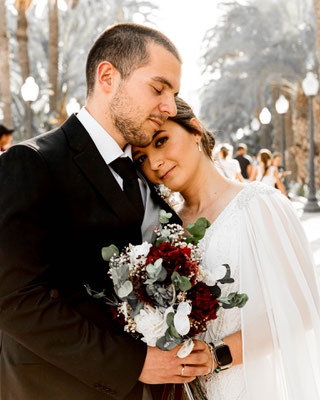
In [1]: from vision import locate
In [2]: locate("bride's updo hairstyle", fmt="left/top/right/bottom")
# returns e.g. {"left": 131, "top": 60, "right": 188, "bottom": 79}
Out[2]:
{"left": 169, "top": 97, "right": 215, "bottom": 159}
{"left": 258, "top": 148, "right": 272, "bottom": 172}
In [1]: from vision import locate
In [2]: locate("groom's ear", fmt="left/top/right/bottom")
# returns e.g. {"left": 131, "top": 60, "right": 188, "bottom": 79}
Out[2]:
{"left": 96, "top": 61, "right": 120, "bottom": 93}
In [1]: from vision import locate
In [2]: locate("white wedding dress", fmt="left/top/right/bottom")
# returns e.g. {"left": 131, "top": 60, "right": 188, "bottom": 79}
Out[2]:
{"left": 197, "top": 182, "right": 320, "bottom": 400}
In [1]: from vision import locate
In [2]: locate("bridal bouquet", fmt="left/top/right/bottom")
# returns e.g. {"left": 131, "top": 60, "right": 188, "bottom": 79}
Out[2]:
{"left": 86, "top": 210, "right": 248, "bottom": 358}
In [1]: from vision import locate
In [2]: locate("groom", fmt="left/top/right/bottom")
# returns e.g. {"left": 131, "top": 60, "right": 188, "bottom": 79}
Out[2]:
{"left": 0, "top": 24, "right": 211, "bottom": 400}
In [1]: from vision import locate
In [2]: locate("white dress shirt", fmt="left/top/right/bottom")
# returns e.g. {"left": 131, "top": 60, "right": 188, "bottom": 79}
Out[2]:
{"left": 76, "top": 107, "right": 146, "bottom": 205}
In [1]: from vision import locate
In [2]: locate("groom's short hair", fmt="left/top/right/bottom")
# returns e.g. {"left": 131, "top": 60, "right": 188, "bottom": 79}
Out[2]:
{"left": 86, "top": 23, "right": 181, "bottom": 96}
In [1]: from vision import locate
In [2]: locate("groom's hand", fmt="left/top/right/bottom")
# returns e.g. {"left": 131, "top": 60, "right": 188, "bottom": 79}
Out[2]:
{"left": 138, "top": 340, "right": 212, "bottom": 384}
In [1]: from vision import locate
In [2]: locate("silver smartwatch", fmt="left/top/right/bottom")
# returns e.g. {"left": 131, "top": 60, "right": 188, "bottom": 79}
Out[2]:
{"left": 212, "top": 340, "right": 233, "bottom": 372}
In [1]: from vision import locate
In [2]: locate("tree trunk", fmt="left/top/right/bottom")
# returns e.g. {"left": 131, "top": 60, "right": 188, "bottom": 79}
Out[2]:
{"left": 15, "top": 0, "right": 32, "bottom": 139}
{"left": 284, "top": 92, "right": 297, "bottom": 184}
{"left": 16, "top": 0, "right": 30, "bottom": 82}
{"left": 314, "top": 0, "right": 320, "bottom": 70}
{"left": 0, "top": 0, "right": 13, "bottom": 128}
{"left": 48, "top": 0, "right": 59, "bottom": 114}
{"left": 272, "top": 84, "right": 281, "bottom": 152}
{"left": 291, "top": 85, "right": 309, "bottom": 185}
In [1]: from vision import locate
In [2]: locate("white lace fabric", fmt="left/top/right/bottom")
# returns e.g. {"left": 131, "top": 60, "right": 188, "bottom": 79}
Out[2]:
{"left": 198, "top": 182, "right": 320, "bottom": 400}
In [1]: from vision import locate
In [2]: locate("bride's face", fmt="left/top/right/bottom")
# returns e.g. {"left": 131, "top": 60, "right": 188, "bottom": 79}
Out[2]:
{"left": 132, "top": 120, "right": 202, "bottom": 192}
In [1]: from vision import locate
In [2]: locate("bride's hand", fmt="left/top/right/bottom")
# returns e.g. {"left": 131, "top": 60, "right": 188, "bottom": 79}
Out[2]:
{"left": 138, "top": 340, "right": 212, "bottom": 384}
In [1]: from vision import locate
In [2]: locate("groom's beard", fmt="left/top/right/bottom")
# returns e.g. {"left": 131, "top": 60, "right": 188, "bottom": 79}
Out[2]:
{"left": 109, "top": 85, "right": 165, "bottom": 147}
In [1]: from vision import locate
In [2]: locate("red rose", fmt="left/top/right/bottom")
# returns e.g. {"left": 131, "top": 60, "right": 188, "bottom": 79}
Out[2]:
{"left": 145, "top": 242, "right": 198, "bottom": 283}
{"left": 187, "top": 282, "right": 219, "bottom": 336}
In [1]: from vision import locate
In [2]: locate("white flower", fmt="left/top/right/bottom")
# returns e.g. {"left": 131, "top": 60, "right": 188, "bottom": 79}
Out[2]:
{"left": 134, "top": 305, "right": 168, "bottom": 346}
{"left": 128, "top": 242, "right": 152, "bottom": 264}
{"left": 174, "top": 302, "right": 192, "bottom": 336}
{"left": 177, "top": 338, "right": 195, "bottom": 358}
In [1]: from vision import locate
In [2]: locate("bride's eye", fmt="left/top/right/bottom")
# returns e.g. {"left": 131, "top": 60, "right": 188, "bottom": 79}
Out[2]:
{"left": 155, "top": 137, "right": 168, "bottom": 148}
{"left": 134, "top": 155, "right": 146, "bottom": 166}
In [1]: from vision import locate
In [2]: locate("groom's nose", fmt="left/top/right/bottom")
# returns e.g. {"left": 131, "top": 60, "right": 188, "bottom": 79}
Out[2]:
{"left": 159, "top": 94, "right": 177, "bottom": 117}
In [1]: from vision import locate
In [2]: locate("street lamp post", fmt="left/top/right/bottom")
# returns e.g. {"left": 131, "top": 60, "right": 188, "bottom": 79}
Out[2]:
{"left": 275, "top": 94, "right": 290, "bottom": 189}
{"left": 66, "top": 98, "right": 81, "bottom": 116}
{"left": 259, "top": 107, "right": 272, "bottom": 148}
{"left": 275, "top": 94, "right": 290, "bottom": 170}
{"left": 302, "top": 72, "right": 320, "bottom": 212}
{"left": 21, "top": 77, "right": 39, "bottom": 139}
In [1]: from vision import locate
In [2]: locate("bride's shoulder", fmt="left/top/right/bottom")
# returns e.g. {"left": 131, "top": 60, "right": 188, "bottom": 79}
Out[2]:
{"left": 235, "top": 181, "right": 278, "bottom": 209}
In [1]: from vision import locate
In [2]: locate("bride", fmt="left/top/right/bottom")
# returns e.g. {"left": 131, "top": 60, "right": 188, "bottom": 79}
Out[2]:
{"left": 132, "top": 97, "right": 320, "bottom": 400}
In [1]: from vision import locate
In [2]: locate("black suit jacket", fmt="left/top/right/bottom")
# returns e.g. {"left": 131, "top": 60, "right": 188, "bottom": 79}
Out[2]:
{"left": 0, "top": 115, "right": 181, "bottom": 400}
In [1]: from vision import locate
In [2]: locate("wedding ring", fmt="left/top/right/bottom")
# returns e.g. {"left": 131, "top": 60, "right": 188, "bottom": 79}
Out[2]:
{"left": 180, "top": 365, "right": 185, "bottom": 376}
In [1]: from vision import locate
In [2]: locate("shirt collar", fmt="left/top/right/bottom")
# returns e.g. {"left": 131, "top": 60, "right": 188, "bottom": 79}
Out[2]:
{"left": 76, "top": 107, "right": 133, "bottom": 164}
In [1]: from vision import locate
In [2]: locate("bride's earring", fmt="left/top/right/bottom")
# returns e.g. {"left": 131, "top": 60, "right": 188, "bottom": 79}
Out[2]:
{"left": 198, "top": 142, "right": 202, "bottom": 152}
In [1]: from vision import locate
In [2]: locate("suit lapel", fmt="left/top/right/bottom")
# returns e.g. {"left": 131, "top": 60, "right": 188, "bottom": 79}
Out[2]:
{"left": 62, "top": 115, "right": 140, "bottom": 225}
{"left": 146, "top": 181, "right": 182, "bottom": 226}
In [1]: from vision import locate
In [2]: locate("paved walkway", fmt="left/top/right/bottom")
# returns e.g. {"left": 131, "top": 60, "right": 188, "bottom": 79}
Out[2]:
{"left": 291, "top": 197, "right": 320, "bottom": 281}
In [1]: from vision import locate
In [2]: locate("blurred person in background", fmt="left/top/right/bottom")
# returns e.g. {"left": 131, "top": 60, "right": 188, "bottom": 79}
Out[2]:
{"left": 250, "top": 149, "right": 286, "bottom": 196}
{"left": 216, "top": 144, "right": 244, "bottom": 182}
{"left": 0, "top": 125, "right": 14, "bottom": 154}
{"left": 234, "top": 143, "right": 252, "bottom": 181}
{"left": 272, "top": 152, "right": 291, "bottom": 187}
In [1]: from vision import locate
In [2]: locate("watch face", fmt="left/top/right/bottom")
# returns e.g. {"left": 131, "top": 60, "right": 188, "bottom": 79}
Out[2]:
{"left": 215, "top": 345, "right": 233, "bottom": 366}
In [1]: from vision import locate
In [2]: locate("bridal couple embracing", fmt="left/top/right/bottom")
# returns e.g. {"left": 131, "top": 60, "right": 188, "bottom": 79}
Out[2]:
{"left": 0, "top": 23, "right": 319, "bottom": 400}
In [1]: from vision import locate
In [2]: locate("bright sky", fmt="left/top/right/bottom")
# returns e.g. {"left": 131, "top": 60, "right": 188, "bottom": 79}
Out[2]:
{"left": 151, "top": 0, "right": 221, "bottom": 113}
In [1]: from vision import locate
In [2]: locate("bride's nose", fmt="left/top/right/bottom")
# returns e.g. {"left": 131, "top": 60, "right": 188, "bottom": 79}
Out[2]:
{"left": 149, "top": 156, "right": 163, "bottom": 170}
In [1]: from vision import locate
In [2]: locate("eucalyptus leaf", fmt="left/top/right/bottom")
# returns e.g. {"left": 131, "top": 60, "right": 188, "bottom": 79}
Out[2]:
{"left": 171, "top": 271, "right": 181, "bottom": 288}
{"left": 92, "top": 290, "right": 107, "bottom": 299}
{"left": 155, "top": 237, "right": 168, "bottom": 245}
{"left": 157, "top": 267, "right": 167, "bottom": 282}
{"left": 130, "top": 301, "right": 144, "bottom": 318}
{"left": 116, "top": 280, "right": 133, "bottom": 298}
{"left": 166, "top": 312, "right": 175, "bottom": 326}
{"left": 156, "top": 335, "right": 181, "bottom": 351}
{"left": 179, "top": 276, "right": 192, "bottom": 291}
{"left": 219, "top": 292, "right": 249, "bottom": 308}
{"left": 170, "top": 325, "right": 181, "bottom": 339}
{"left": 209, "top": 284, "right": 221, "bottom": 298}
{"left": 159, "top": 210, "right": 173, "bottom": 224}
{"left": 102, "top": 244, "right": 119, "bottom": 262}
{"left": 218, "top": 264, "right": 235, "bottom": 284}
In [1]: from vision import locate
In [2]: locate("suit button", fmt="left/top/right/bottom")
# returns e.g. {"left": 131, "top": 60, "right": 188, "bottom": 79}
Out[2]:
{"left": 49, "top": 289, "right": 59, "bottom": 299}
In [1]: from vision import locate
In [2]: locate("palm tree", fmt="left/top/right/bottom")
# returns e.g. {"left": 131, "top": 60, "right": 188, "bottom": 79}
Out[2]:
{"left": 0, "top": 0, "right": 13, "bottom": 128}
{"left": 314, "top": 0, "right": 320, "bottom": 68}
{"left": 15, "top": 0, "right": 32, "bottom": 81}
{"left": 15, "top": 0, "right": 32, "bottom": 139}
{"left": 48, "top": 0, "right": 59, "bottom": 114}
{"left": 200, "top": 0, "right": 316, "bottom": 184}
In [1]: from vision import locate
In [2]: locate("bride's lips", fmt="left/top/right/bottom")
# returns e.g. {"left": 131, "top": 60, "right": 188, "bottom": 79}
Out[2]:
{"left": 161, "top": 166, "right": 176, "bottom": 180}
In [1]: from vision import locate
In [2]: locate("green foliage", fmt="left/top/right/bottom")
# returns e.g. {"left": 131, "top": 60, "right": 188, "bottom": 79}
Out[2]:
{"left": 171, "top": 271, "right": 192, "bottom": 292}
{"left": 217, "top": 264, "right": 234, "bottom": 284}
{"left": 166, "top": 311, "right": 175, "bottom": 326}
{"left": 186, "top": 217, "right": 211, "bottom": 245}
{"left": 102, "top": 244, "right": 119, "bottom": 262}
{"left": 145, "top": 258, "right": 167, "bottom": 284}
{"left": 116, "top": 280, "right": 133, "bottom": 298}
{"left": 219, "top": 292, "right": 249, "bottom": 309}
{"left": 159, "top": 210, "right": 173, "bottom": 224}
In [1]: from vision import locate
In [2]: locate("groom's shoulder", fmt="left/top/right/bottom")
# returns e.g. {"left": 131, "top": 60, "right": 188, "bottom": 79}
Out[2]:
{"left": 9, "top": 118, "right": 77, "bottom": 164}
